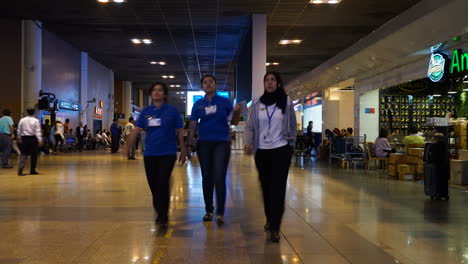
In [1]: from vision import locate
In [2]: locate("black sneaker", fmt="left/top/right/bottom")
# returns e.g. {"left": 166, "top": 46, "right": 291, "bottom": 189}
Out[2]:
{"left": 270, "top": 231, "right": 280, "bottom": 243}
{"left": 203, "top": 213, "right": 213, "bottom": 222}
{"left": 216, "top": 215, "right": 224, "bottom": 226}
{"left": 18, "top": 169, "right": 26, "bottom": 176}
{"left": 264, "top": 223, "right": 271, "bottom": 232}
{"left": 30, "top": 171, "right": 40, "bottom": 175}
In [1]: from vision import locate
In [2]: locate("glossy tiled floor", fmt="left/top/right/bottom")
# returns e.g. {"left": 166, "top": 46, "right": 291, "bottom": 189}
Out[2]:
{"left": 1, "top": 151, "right": 468, "bottom": 264}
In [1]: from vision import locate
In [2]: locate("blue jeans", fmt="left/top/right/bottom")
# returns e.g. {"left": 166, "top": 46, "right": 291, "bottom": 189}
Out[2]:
{"left": 197, "top": 140, "right": 231, "bottom": 215}
{"left": 1, "top": 134, "right": 12, "bottom": 166}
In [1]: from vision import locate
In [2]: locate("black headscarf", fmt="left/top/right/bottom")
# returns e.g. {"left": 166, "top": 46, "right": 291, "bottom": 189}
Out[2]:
{"left": 260, "top": 71, "right": 287, "bottom": 113}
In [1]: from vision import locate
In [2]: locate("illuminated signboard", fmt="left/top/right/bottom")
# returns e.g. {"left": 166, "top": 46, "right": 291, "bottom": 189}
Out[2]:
{"left": 93, "top": 106, "right": 103, "bottom": 119}
{"left": 58, "top": 100, "right": 81, "bottom": 111}
{"left": 428, "top": 49, "right": 468, "bottom": 83}
{"left": 304, "top": 93, "right": 322, "bottom": 109}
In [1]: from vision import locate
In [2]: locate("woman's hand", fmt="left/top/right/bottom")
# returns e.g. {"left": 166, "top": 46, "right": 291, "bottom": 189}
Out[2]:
{"left": 244, "top": 144, "right": 253, "bottom": 155}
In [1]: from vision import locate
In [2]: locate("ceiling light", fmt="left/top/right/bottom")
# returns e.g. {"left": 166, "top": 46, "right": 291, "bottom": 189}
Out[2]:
{"left": 158, "top": 61, "right": 166, "bottom": 65}
{"left": 311, "top": 0, "right": 323, "bottom": 3}
{"left": 131, "top": 39, "right": 141, "bottom": 44}
{"left": 448, "top": 91, "right": 457, "bottom": 94}
{"left": 162, "top": 75, "right": 168, "bottom": 78}
{"left": 310, "top": 0, "right": 341, "bottom": 4}
{"left": 170, "top": 85, "right": 175, "bottom": 87}
{"left": 266, "top": 62, "right": 271, "bottom": 66}
{"left": 113, "top": 0, "right": 124, "bottom": 2}
{"left": 98, "top": 0, "right": 109, "bottom": 2}
{"left": 169, "top": 75, "right": 175, "bottom": 79}
{"left": 328, "top": 0, "right": 340, "bottom": 3}
{"left": 176, "top": 85, "right": 181, "bottom": 87}
{"left": 184, "top": 101, "right": 186, "bottom": 103}
{"left": 142, "top": 39, "right": 152, "bottom": 44}
{"left": 272, "top": 62, "right": 279, "bottom": 65}
{"left": 279, "top": 39, "right": 302, "bottom": 45}
{"left": 150, "top": 61, "right": 157, "bottom": 64}
{"left": 433, "top": 94, "right": 441, "bottom": 97}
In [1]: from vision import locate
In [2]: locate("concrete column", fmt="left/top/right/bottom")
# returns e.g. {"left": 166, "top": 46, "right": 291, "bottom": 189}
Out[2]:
{"left": 80, "top": 52, "right": 88, "bottom": 124}
{"left": 251, "top": 14, "right": 267, "bottom": 100}
{"left": 123, "top": 81, "right": 132, "bottom": 121}
{"left": 21, "top": 20, "right": 42, "bottom": 113}
{"left": 138, "top": 88, "right": 144, "bottom": 108}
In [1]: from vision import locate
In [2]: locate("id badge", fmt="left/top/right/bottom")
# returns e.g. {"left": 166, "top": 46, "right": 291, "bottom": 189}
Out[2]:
{"left": 205, "top": 105, "right": 217, "bottom": 115}
{"left": 148, "top": 118, "right": 161, "bottom": 127}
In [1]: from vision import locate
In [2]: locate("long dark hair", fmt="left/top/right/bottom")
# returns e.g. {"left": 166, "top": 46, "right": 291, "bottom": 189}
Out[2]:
{"left": 149, "top": 81, "right": 169, "bottom": 102}
{"left": 260, "top": 71, "right": 287, "bottom": 113}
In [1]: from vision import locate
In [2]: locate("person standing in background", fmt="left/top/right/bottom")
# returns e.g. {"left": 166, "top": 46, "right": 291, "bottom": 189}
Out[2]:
{"left": 17, "top": 108, "right": 43, "bottom": 176}
{"left": 54, "top": 120, "right": 65, "bottom": 153}
{"left": 40, "top": 119, "right": 51, "bottom": 155}
{"left": 0, "top": 109, "right": 14, "bottom": 169}
{"left": 110, "top": 118, "right": 122, "bottom": 153}
{"left": 123, "top": 117, "right": 136, "bottom": 160}
{"left": 76, "top": 122, "right": 85, "bottom": 152}
{"left": 64, "top": 119, "right": 71, "bottom": 134}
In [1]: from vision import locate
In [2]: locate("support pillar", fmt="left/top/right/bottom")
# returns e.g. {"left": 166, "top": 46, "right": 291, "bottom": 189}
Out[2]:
{"left": 251, "top": 14, "right": 267, "bottom": 100}
{"left": 123, "top": 81, "right": 132, "bottom": 121}
{"left": 22, "top": 20, "right": 42, "bottom": 113}
{"left": 80, "top": 52, "right": 88, "bottom": 124}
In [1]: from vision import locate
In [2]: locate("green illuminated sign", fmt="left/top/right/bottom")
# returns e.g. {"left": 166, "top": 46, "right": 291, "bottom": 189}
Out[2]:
{"left": 450, "top": 49, "right": 468, "bottom": 74}
{"left": 428, "top": 53, "right": 446, "bottom": 82}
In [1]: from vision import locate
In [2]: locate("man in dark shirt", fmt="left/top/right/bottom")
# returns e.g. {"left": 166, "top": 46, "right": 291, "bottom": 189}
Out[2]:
{"left": 41, "top": 119, "right": 51, "bottom": 155}
{"left": 76, "top": 122, "right": 85, "bottom": 152}
{"left": 110, "top": 118, "right": 122, "bottom": 153}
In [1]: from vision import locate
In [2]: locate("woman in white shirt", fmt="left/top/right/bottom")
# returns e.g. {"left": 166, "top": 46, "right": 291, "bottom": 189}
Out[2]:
{"left": 244, "top": 72, "right": 297, "bottom": 243}
{"left": 53, "top": 121, "right": 65, "bottom": 153}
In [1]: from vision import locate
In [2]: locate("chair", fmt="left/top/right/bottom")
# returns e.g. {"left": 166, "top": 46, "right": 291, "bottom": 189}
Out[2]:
{"left": 366, "top": 142, "right": 389, "bottom": 170}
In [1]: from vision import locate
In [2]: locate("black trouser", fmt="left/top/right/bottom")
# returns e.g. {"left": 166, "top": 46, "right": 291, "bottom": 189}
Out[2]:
{"left": 197, "top": 140, "right": 231, "bottom": 215}
{"left": 77, "top": 136, "right": 84, "bottom": 151}
{"left": 111, "top": 135, "right": 120, "bottom": 153}
{"left": 54, "top": 134, "right": 64, "bottom": 152}
{"left": 144, "top": 155, "right": 176, "bottom": 221}
{"left": 255, "top": 145, "right": 293, "bottom": 232}
{"left": 19, "top": 136, "right": 39, "bottom": 173}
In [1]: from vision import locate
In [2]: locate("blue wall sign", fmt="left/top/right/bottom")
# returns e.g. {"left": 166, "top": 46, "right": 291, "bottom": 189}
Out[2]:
{"left": 58, "top": 100, "right": 81, "bottom": 111}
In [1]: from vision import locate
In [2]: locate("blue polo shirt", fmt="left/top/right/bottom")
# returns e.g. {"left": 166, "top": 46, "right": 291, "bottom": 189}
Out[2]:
{"left": 110, "top": 123, "right": 121, "bottom": 136}
{"left": 190, "top": 95, "right": 233, "bottom": 142}
{"left": 136, "top": 104, "right": 183, "bottom": 157}
{"left": 0, "top": 116, "right": 14, "bottom": 135}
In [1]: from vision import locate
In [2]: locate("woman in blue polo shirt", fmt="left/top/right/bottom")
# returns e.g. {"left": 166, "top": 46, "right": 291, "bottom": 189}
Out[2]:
{"left": 124, "top": 81, "right": 186, "bottom": 228}
{"left": 187, "top": 75, "right": 240, "bottom": 226}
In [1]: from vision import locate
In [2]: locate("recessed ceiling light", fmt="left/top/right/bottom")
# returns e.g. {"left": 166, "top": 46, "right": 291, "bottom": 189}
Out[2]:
{"left": 98, "top": 0, "right": 109, "bottom": 2}
{"left": 328, "top": 0, "right": 340, "bottom": 3}
{"left": 433, "top": 94, "right": 442, "bottom": 97}
{"left": 170, "top": 85, "right": 175, "bottom": 87}
{"left": 266, "top": 62, "right": 271, "bottom": 66}
{"left": 175, "top": 85, "right": 181, "bottom": 87}
{"left": 150, "top": 61, "right": 157, "bottom": 64}
{"left": 310, "top": 0, "right": 341, "bottom": 4}
{"left": 272, "top": 62, "right": 279, "bottom": 65}
{"left": 142, "top": 39, "right": 152, "bottom": 44}
{"left": 158, "top": 61, "right": 166, "bottom": 65}
{"left": 448, "top": 91, "right": 457, "bottom": 94}
{"left": 113, "top": 0, "right": 125, "bottom": 2}
{"left": 169, "top": 75, "right": 175, "bottom": 79}
{"left": 279, "top": 39, "right": 302, "bottom": 45}
{"left": 184, "top": 101, "right": 186, "bottom": 103}
{"left": 162, "top": 75, "right": 168, "bottom": 78}
{"left": 131, "top": 39, "right": 141, "bottom": 44}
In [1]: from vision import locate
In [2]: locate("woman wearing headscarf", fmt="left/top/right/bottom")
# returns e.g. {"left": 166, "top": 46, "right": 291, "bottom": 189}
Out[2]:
{"left": 244, "top": 71, "right": 297, "bottom": 243}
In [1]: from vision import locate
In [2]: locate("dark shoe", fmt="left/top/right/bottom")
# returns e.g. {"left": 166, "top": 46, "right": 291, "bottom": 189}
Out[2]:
{"left": 156, "top": 218, "right": 169, "bottom": 228}
{"left": 2, "top": 165, "right": 13, "bottom": 169}
{"left": 30, "top": 171, "right": 40, "bottom": 175}
{"left": 264, "top": 223, "right": 271, "bottom": 232}
{"left": 18, "top": 169, "right": 26, "bottom": 176}
{"left": 203, "top": 213, "right": 214, "bottom": 222}
{"left": 216, "top": 215, "right": 224, "bottom": 226}
{"left": 270, "top": 231, "right": 280, "bottom": 243}
{"left": 128, "top": 157, "right": 136, "bottom": 160}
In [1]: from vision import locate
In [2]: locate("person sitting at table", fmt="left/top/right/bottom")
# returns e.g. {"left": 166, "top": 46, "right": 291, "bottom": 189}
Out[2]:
{"left": 375, "top": 128, "right": 394, "bottom": 157}
{"left": 402, "top": 125, "right": 425, "bottom": 153}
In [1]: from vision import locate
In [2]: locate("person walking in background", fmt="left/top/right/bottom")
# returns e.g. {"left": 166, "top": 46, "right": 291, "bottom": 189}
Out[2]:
{"left": 110, "top": 118, "right": 121, "bottom": 153}
{"left": 244, "top": 72, "right": 297, "bottom": 243}
{"left": 187, "top": 74, "right": 241, "bottom": 226}
{"left": 54, "top": 120, "right": 65, "bottom": 153}
{"left": 40, "top": 119, "right": 51, "bottom": 155}
{"left": 123, "top": 117, "right": 136, "bottom": 160}
{"left": 17, "top": 108, "right": 43, "bottom": 176}
{"left": 306, "top": 121, "right": 315, "bottom": 156}
{"left": 0, "top": 109, "right": 15, "bottom": 169}
{"left": 63, "top": 119, "right": 71, "bottom": 134}
{"left": 123, "top": 81, "right": 187, "bottom": 228}
{"left": 76, "top": 122, "right": 85, "bottom": 152}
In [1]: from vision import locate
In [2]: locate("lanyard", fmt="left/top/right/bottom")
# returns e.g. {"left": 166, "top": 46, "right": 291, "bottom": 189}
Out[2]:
{"left": 265, "top": 105, "right": 277, "bottom": 131}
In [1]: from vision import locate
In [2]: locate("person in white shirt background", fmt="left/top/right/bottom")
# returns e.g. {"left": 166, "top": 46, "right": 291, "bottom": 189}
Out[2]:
{"left": 17, "top": 108, "right": 43, "bottom": 176}
{"left": 123, "top": 117, "right": 136, "bottom": 160}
